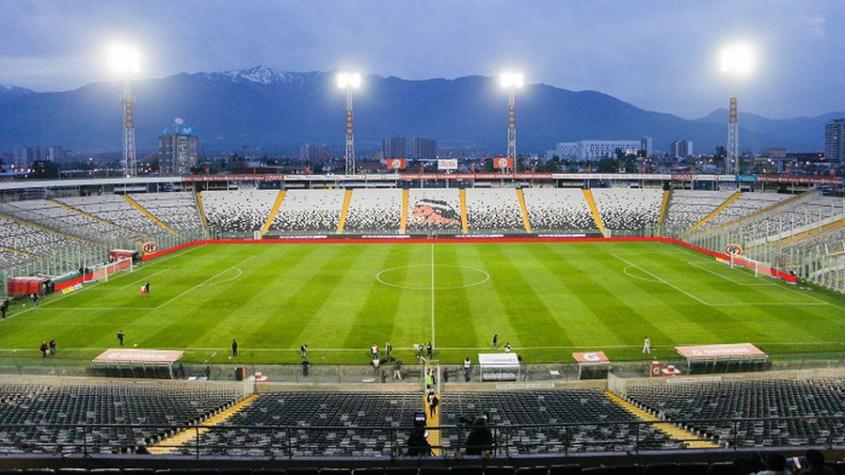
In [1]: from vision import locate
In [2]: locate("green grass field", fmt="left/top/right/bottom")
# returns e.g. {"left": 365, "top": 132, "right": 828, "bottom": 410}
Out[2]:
{"left": 1, "top": 240, "right": 844, "bottom": 365}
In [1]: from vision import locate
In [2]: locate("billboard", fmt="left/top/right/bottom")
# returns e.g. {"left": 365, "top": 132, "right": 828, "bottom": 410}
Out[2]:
{"left": 493, "top": 157, "right": 514, "bottom": 169}
{"left": 675, "top": 343, "right": 766, "bottom": 361}
{"left": 437, "top": 159, "right": 458, "bottom": 171}
{"left": 385, "top": 158, "right": 407, "bottom": 170}
{"left": 572, "top": 351, "right": 609, "bottom": 364}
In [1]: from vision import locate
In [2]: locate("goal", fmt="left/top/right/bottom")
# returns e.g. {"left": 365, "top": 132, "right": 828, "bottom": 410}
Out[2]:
{"left": 84, "top": 257, "right": 133, "bottom": 284}
{"left": 717, "top": 254, "right": 793, "bottom": 281}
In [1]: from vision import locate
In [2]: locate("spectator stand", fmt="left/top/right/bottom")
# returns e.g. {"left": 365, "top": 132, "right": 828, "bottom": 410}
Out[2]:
{"left": 572, "top": 351, "right": 611, "bottom": 380}
{"left": 477, "top": 353, "right": 520, "bottom": 382}
{"left": 91, "top": 349, "right": 184, "bottom": 379}
{"left": 675, "top": 343, "right": 768, "bottom": 374}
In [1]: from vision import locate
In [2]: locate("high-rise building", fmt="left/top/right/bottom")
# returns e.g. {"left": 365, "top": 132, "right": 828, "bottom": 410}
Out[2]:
{"left": 299, "top": 144, "right": 330, "bottom": 161}
{"left": 669, "top": 139, "right": 694, "bottom": 158}
{"left": 158, "top": 120, "right": 198, "bottom": 175}
{"left": 413, "top": 137, "right": 437, "bottom": 160}
{"left": 640, "top": 136, "right": 653, "bottom": 157}
{"left": 825, "top": 118, "right": 845, "bottom": 162}
{"left": 46, "top": 146, "right": 67, "bottom": 163}
{"left": 382, "top": 136, "right": 406, "bottom": 159}
{"left": 13, "top": 146, "right": 41, "bottom": 166}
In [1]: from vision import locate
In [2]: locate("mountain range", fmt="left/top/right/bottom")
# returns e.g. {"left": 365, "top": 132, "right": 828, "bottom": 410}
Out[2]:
{"left": 0, "top": 66, "right": 840, "bottom": 154}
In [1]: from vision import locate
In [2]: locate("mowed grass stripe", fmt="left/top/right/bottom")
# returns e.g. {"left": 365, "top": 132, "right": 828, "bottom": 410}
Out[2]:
{"left": 522, "top": 244, "right": 626, "bottom": 346}
{"left": 546, "top": 243, "right": 673, "bottom": 351}
{"left": 458, "top": 245, "right": 520, "bottom": 351}
{"left": 478, "top": 244, "right": 569, "bottom": 348}
{"left": 433, "top": 244, "right": 481, "bottom": 360}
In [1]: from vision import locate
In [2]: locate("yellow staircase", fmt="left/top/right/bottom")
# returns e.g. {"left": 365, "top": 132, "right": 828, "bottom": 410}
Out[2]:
{"left": 400, "top": 189, "right": 410, "bottom": 234}
{"left": 0, "top": 211, "right": 84, "bottom": 242}
{"left": 424, "top": 390, "right": 442, "bottom": 456}
{"left": 516, "top": 188, "right": 533, "bottom": 233}
{"left": 688, "top": 191, "right": 741, "bottom": 231}
{"left": 605, "top": 391, "right": 718, "bottom": 449}
{"left": 148, "top": 394, "right": 258, "bottom": 455}
{"left": 260, "top": 190, "right": 287, "bottom": 237}
{"left": 459, "top": 189, "right": 469, "bottom": 234}
{"left": 582, "top": 189, "right": 607, "bottom": 237}
{"left": 657, "top": 190, "right": 671, "bottom": 235}
{"left": 336, "top": 189, "right": 353, "bottom": 234}
{"left": 0, "top": 244, "right": 31, "bottom": 257}
{"left": 775, "top": 217, "right": 845, "bottom": 247}
{"left": 49, "top": 199, "right": 139, "bottom": 237}
{"left": 122, "top": 195, "right": 179, "bottom": 237}
{"left": 706, "top": 191, "right": 815, "bottom": 232}
{"left": 194, "top": 191, "right": 209, "bottom": 233}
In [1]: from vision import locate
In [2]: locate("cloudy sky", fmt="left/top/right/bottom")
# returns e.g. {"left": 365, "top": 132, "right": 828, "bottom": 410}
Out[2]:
{"left": 1, "top": 0, "right": 842, "bottom": 119}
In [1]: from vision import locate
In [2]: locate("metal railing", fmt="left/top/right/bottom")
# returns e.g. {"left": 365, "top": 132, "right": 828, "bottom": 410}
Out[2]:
{"left": 1, "top": 415, "right": 844, "bottom": 458}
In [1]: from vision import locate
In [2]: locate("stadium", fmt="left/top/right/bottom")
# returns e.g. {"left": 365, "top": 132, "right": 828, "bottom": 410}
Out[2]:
{"left": 1, "top": 172, "right": 845, "bottom": 473}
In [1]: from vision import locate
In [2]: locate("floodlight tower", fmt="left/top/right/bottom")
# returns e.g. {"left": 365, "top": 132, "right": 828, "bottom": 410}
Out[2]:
{"left": 500, "top": 72, "right": 524, "bottom": 171}
{"left": 108, "top": 43, "right": 141, "bottom": 177}
{"left": 337, "top": 72, "right": 361, "bottom": 175}
{"left": 719, "top": 43, "right": 755, "bottom": 175}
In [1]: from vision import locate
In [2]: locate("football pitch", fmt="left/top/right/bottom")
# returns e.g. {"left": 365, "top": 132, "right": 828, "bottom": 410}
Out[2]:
{"left": 1, "top": 240, "right": 844, "bottom": 365}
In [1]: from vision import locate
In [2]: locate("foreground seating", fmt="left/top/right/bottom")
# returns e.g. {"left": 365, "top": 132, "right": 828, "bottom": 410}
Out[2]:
{"left": 0, "top": 384, "right": 238, "bottom": 455}
{"left": 625, "top": 379, "right": 845, "bottom": 448}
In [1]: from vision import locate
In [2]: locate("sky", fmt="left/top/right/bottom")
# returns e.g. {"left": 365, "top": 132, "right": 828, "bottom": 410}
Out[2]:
{"left": 1, "top": 0, "right": 843, "bottom": 119}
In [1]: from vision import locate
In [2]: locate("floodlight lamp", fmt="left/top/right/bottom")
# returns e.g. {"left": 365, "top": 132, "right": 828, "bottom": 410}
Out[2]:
{"left": 337, "top": 72, "right": 362, "bottom": 89}
{"left": 719, "top": 43, "right": 755, "bottom": 78}
{"left": 500, "top": 72, "right": 524, "bottom": 89}
{"left": 107, "top": 43, "right": 141, "bottom": 76}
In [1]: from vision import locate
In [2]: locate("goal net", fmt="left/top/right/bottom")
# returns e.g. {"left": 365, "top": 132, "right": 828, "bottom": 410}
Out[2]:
{"left": 84, "top": 257, "right": 133, "bottom": 284}
{"left": 716, "top": 254, "right": 794, "bottom": 282}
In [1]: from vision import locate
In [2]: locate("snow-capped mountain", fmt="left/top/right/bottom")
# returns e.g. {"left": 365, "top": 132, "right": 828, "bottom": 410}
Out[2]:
{"left": 204, "top": 65, "right": 319, "bottom": 86}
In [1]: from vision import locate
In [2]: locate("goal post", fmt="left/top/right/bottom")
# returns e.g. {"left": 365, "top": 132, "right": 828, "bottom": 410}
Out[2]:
{"left": 84, "top": 257, "right": 133, "bottom": 284}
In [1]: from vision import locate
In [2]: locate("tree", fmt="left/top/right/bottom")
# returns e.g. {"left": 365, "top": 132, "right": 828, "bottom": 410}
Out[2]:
{"left": 596, "top": 157, "right": 617, "bottom": 173}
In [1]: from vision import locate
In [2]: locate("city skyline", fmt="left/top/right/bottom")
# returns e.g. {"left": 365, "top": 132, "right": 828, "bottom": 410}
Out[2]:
{"left": 1, "top": 0, "right": 843, "bottom": 119}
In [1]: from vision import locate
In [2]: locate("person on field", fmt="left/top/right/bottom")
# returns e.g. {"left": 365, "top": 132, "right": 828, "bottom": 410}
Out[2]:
{"left": 231, "top": 339, "right": 238, "bottom": 357}
{"left": 31, "top": 293, "right": 39, "bottom": 306}
{"left": 1, "top": 298, "right": 9, "bottom": 319}
{"left": 393, "top": 361, "right": 403, "bottom": 381}
{"left": 491, "top": 334, "right": 498, "bottom": 349}
{"left": 49, "top": 338, "right": 56, "bottom": 355}
{"left": 144, "top": 282, "right": 150, "bottom": 294}
{"left": 300, "top": 343, "right": 308, "bottom": 359}
{"left": 385, "top": 342, "right": 392, "bottom": 359}
{"left": 504, "top": 342, "right": 512, "bottom": 353}
{"left": 426, "top": 342, "right": 433, "bottom": 359}
{"left": 40, "top": 341, "right": 48, "bottom": 358}
{"left": 642, "top": 337, "right": 651, "bottom": 354}
{"left": 464, "top": 357, "right": 472, "bottom": 382}
{"left": 370, "top": 343, "right": 378, "bottom": 359}
{"left": 117, "top": 330, "right": 125, "bottom": 347}
{"left": 140, "top": 284, "right": 147, "bottom": 296}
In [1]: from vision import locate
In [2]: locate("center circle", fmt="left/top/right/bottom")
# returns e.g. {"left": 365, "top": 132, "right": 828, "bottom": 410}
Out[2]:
{"left": 376, "top": 264, "right": 490, "bottom": 290}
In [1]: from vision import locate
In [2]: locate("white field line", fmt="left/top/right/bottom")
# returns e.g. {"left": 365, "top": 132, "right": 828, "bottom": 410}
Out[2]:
{"left": 611, "top": 253, "right": 710, "bottom": 305}
{"left": 153, "top": 256, "right": 256, "bottom": 309}
{"left": 0, "top": 245, "right": 202, "bottom": 324}
{"left": 2, "top": 341, "right": 844, "bottom": 354}
{"left": 687, "top": 260, "right": 831, "bottom": 305}
{"left": 687, "top": 260, "right": 760, "bottom": 285}
{"left": 430, "top": 243, "right": 436, "bottom": 348}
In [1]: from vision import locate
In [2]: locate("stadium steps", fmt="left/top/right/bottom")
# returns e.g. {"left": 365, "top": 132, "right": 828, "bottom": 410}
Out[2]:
{"left": 122, "top": 195, "right": 179, "bottom": 237}
{"left": 516, "top": 188, "right": 533, "bottom": 233}
{"left": 49, "top": 198, "right": 143, "bottom": 239}
{"left": 687, "top": 191, "right": 742, "bottom": 231}
{"left": 147, "top": 394, "right": 259, "bottom": 455}
{"left": 604, "top": 390, "right": 719, "bottom": 449}
{"left": 194, "top": 191, "right": 210, "bottom": 233}
{"left": 0, "top": 243, "right": 32, "bottom": 257}
{"left": 705, "top": 190, "right": 818, "bottom": 233}
{"left": 400, "top": 188, "right": 410, "bottom": 234}
{"left": 459, "top": 189, "right": 469, "bottom": 234}
{"left": 766, "top": 216, "right": 845, "bottom": 248}
{"left": 657, "top": 189, "right": 671, "bottom": 235}
{"left": 424, "top": 390, "right": 442, "bottom": 456}
{"left": 0, "top": 210, "right": 87, "bottom": 243}
{"left": 260, "top": 190, "right": 287, "bottom": 237}
{"left": 336, "top": 189, "right": 354, "bottom": 233}
{"left": 581, "top": 189, "right": 607, "bottom": 237}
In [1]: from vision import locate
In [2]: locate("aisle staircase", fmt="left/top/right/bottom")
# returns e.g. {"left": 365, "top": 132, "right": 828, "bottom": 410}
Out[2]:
{"left": 147, "top": 394, "right": 258, "bottom": 455}
{"left": 582, "top": 189, "right": 607, "bottom": 237}
{"left": 260, "top": 190, "right": 287, "bottom": 237}
{"left": 122, "top": 195, "right": 179, "bottom": 236}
